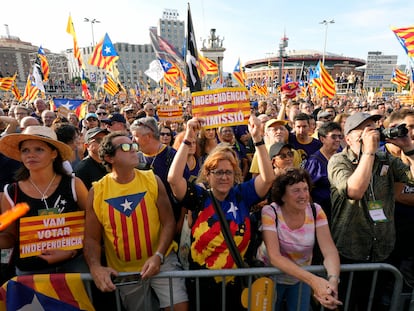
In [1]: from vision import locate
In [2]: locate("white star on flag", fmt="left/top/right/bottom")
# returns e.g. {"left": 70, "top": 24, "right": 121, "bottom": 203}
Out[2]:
{"left": 228, "top": 202, "right": 238, "bottom": 218}
{"left": 104, "top": 46, "right": 111, "bottom": 54}
{"left": 121, "top": 198, "right": 133, "bottom": 212}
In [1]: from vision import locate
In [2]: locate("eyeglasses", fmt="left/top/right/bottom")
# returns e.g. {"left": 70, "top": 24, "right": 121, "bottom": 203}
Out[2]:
{"left": 326, "top": 134, "right": 344, "bottom": 140}
{"left": 210, "top": 170, "right": 234, "bottom": 177}
{"left": 160, "top": 132, "right": 172, "bottom": 136}
{"left": 97, "top": 112, "right": 107, "bottom": 116}
{"left": 276, "top": 151, "right": 294, "bottom": 159}
{"left": 115, "top": 143, "right": 139, "bottom": 152}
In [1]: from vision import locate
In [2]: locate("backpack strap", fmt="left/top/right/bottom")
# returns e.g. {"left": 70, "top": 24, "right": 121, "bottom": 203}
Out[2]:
{"left": 273, "top": 202, "right": 317, "bottom": 229}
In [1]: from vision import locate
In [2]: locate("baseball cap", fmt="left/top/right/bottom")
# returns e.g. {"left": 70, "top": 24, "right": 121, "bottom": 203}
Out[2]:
{"left": 269, "top": 142, "right": 293, "bottom": 159}
{"left": 101, "top": 113, "right": 126, "bottom": 124}
{"left": 265, "top": 118, "right": 288, "bottom": 131}
{"left": 85, "top": 113, "right": 98, "bottom": 120}
{"left": 84, "top": 127, "right": 109, "bottom": 143}
{"left": 344, "top": 112, "right": 381, "bottom": 135}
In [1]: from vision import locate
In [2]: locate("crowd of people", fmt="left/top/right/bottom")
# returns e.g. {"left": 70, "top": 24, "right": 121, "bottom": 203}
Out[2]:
{"left": 0, "top": 91, "right": 412, "bottom": 310}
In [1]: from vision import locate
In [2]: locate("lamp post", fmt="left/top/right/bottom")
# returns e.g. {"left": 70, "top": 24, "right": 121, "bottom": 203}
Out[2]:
{"left": 320, "top": 19, "right": 334, "bottom": 65}
{"left": 84, "top": 18, "right": 100, "bottom": 46}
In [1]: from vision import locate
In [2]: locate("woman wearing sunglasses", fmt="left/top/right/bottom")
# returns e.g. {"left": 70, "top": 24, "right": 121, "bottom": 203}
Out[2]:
{"left": 168, "top": 115, "right": 275, "bottom": 311}
{"left": 159, "top": 125, "right": 174, "bottom": 146}
{"left": 269, "top": 142, "right": 295, "bottom": 176}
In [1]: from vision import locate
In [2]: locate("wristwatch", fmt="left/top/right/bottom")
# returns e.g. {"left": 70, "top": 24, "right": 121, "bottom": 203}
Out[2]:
{"left": 155, "top": 251, "right": 164, "bottom": 264}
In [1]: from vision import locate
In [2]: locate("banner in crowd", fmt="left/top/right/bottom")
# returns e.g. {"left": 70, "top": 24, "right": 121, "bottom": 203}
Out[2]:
{"left": 19, "top": 211, "right": 85, "bottom": 258}
{"left": 191, "top": 87, "right": 250, "bottom": 129}
{"left": 157, "top": 104, "right": 183, "bottom": 123}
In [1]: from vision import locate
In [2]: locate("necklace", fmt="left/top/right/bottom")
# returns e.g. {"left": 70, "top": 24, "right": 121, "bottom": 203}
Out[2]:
{"left": 29, "top": 174, "right": 57, "bottom": 209}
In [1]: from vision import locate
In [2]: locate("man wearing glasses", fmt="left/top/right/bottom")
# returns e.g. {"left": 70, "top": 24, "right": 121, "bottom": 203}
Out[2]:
{"left": 85, "top": 132, "right": 188, "bottom": 311}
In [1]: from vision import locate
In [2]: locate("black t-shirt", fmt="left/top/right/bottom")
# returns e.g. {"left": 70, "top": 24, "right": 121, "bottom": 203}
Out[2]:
{"left": 74, "top": 156, "right": 108, "bottom": 190}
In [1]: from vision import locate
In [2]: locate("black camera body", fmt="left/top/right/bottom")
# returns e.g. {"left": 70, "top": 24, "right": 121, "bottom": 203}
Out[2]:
{"left": 380, "top": 123, "right": 408, "bottom": 142}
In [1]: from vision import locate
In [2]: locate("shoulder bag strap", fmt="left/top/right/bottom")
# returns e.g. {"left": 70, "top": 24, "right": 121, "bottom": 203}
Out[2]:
{"left": 207, "top": 189, "right": 245, "bottom": 269}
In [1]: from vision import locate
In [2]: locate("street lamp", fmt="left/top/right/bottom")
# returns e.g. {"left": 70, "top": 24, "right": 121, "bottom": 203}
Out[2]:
{"left": 84, "top": 18, "right": 100, "bottom": 46}
{"left": 320, "top": 20, "right": 334, "bottom": 65}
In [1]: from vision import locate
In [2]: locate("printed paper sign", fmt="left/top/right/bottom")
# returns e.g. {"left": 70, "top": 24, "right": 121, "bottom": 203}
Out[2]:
{"left": 19, "top": 211, "right": 85, "bottom": 258}
{"left": 191, "top": 87, "right": 250, "bottom": 129}
{"left": 157, "top": 104, "right": 183, "bottom": 122}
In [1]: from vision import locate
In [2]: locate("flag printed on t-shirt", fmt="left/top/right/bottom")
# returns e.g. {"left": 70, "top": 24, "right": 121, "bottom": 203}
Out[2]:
{"left": 105, "top": 192, "right": 146, "bottom": 217}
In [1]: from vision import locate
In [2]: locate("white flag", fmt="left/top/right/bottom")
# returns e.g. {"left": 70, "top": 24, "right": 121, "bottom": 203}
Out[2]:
{"left": 32, "top": 63, "right": 45, "bottom": 93}
{"left": 144, "top": 60, "right": 164, "bottom": 83}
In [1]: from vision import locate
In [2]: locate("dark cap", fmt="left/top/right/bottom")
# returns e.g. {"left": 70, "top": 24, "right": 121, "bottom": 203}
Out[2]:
{"left": 84, "top": 127, "right": 109, "bottom": 143}
{"left": 344, "top": 112, "right": 381, "bottom": 135}
{"left": 101, "top": 113, "right": 126, "bottom": 124}
{"left": 130, "top": 116, "right": 158, "bottom": 135}
{"left": 269, "top": 142, "right": 293, "bottom": 159}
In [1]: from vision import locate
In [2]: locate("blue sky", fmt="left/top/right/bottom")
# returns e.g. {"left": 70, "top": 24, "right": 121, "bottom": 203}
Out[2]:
{"left": 1, "top": 0, "right": 413, "bottom": 72}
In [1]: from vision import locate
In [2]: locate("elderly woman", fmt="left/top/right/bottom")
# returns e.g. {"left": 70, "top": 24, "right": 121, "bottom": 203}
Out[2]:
{"left": 269, "top": 142, "right": 295, "bottom": 176}
{"left": 258, "top": 168, "right": 341, "bottom": 310}
{"left": 168, "top": 116, "right": 275, "bottom": 311}
{"left": 0, "top": 126, "right": 89, "bottom": 275}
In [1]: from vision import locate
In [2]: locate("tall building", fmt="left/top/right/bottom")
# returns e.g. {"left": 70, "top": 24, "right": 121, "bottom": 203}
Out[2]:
{"left": 158, "top": 9, "right": 185, "bottom": 53}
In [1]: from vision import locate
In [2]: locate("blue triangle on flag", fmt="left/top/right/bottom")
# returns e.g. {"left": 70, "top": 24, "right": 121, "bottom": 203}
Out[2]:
{"left": 105, "top": 192, "right": 146, "bottom": 217}
{"left": 6, "top": 280, "right": 79, "bottom": 311}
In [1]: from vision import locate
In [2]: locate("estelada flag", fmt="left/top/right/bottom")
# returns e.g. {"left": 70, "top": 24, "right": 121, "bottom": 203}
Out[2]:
{"left": 0, "top": 274, "right": 95, "bottom": 311}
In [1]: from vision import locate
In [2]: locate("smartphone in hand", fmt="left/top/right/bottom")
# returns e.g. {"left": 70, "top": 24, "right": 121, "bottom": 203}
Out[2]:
{"left": 111, "top": 273, "right": 141, "bottom": 286}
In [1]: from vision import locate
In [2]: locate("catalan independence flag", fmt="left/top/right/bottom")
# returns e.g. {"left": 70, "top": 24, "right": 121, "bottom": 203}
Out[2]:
{"left": 103, "top": 74, "right": 119, "bottom": 96}
{"left": 0, "top": 74, "right": 16, "bottom": 91}
{"left": 391, "top": 68, "right": 409, "bottom": 88}
{"left": 36, "top": 46, "right": 49, "bottom": 82}
{"left": 391, "top": 25, "right": 414, "bottom": 59}
{"left": 232, "top": 58, "right": 246, "bottom": 87}
{"left": 88, "top": 33, "right": 119, "bottom": 71}
{"left": 312, "top": 61, "right": 336, "bottom": 99}
{"left": 0, "top": 274, "right": 95, "bottom": 311}
{"left": 198, "top": 54, "right": 218, "bottom": 76}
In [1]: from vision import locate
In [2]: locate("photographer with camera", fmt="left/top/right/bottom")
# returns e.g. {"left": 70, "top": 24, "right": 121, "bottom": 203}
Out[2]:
{"left": 327, "top": 112, "right": 414, "bottom": 310}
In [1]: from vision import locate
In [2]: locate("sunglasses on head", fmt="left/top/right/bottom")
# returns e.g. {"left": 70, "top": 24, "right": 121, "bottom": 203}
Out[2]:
{"left": 116, "top": 143, "right": 139, "bottom": 152}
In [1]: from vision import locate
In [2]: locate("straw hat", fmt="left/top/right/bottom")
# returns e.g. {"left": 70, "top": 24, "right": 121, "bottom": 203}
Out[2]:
{"left": 0, "top": 126, "right": 73, "bottom": 161}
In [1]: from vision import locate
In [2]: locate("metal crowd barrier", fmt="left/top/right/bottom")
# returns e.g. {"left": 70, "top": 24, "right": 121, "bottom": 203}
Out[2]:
{"left": 80, "top": 263, "right": 406, "bottom": 311}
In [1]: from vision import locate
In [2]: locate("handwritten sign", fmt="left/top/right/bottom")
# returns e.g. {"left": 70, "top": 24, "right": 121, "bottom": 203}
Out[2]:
{"left": 191, "top": 87, "right": 250, "bottom": 128}
{"left": 157, "top": 104, "right": 183, "bottom": 122}
{"left": 19, "top": 211, "right": 85, "bottom": 258}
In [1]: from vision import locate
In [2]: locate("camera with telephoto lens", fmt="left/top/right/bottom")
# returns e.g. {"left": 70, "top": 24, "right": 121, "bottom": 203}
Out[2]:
{"left": 379, "top": 123, "right": 408, "bottom": 142}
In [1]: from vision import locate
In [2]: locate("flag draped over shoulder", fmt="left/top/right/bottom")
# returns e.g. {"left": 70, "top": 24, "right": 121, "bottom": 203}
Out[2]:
{"left": 186, "top": 3, "right": 202, "bottom": 92}
{"left": 103, "top": 74, "right": 119, "bottom": 96}
{"left": 67, "top": 15, "right": 83, "bottom": 67}
{"left": 0, "top": 274, "right": 95, "bottom": 311}
{"left": 311, "top": 61, "right": 336, "bottom": 99}
{"left": 391, "top": 25, "right": 414, "bottom": 59}
{"left": 89, "top": 33, "right": 119, "bottom": 70}
{"left": 391, "top": 68, "right": 409, "bottom": 87}
{"left": 0, "top": 74, "right": 16, "bottom": 91}
{"left": 232, "top": 58, "right": 246, "bottom": 87}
